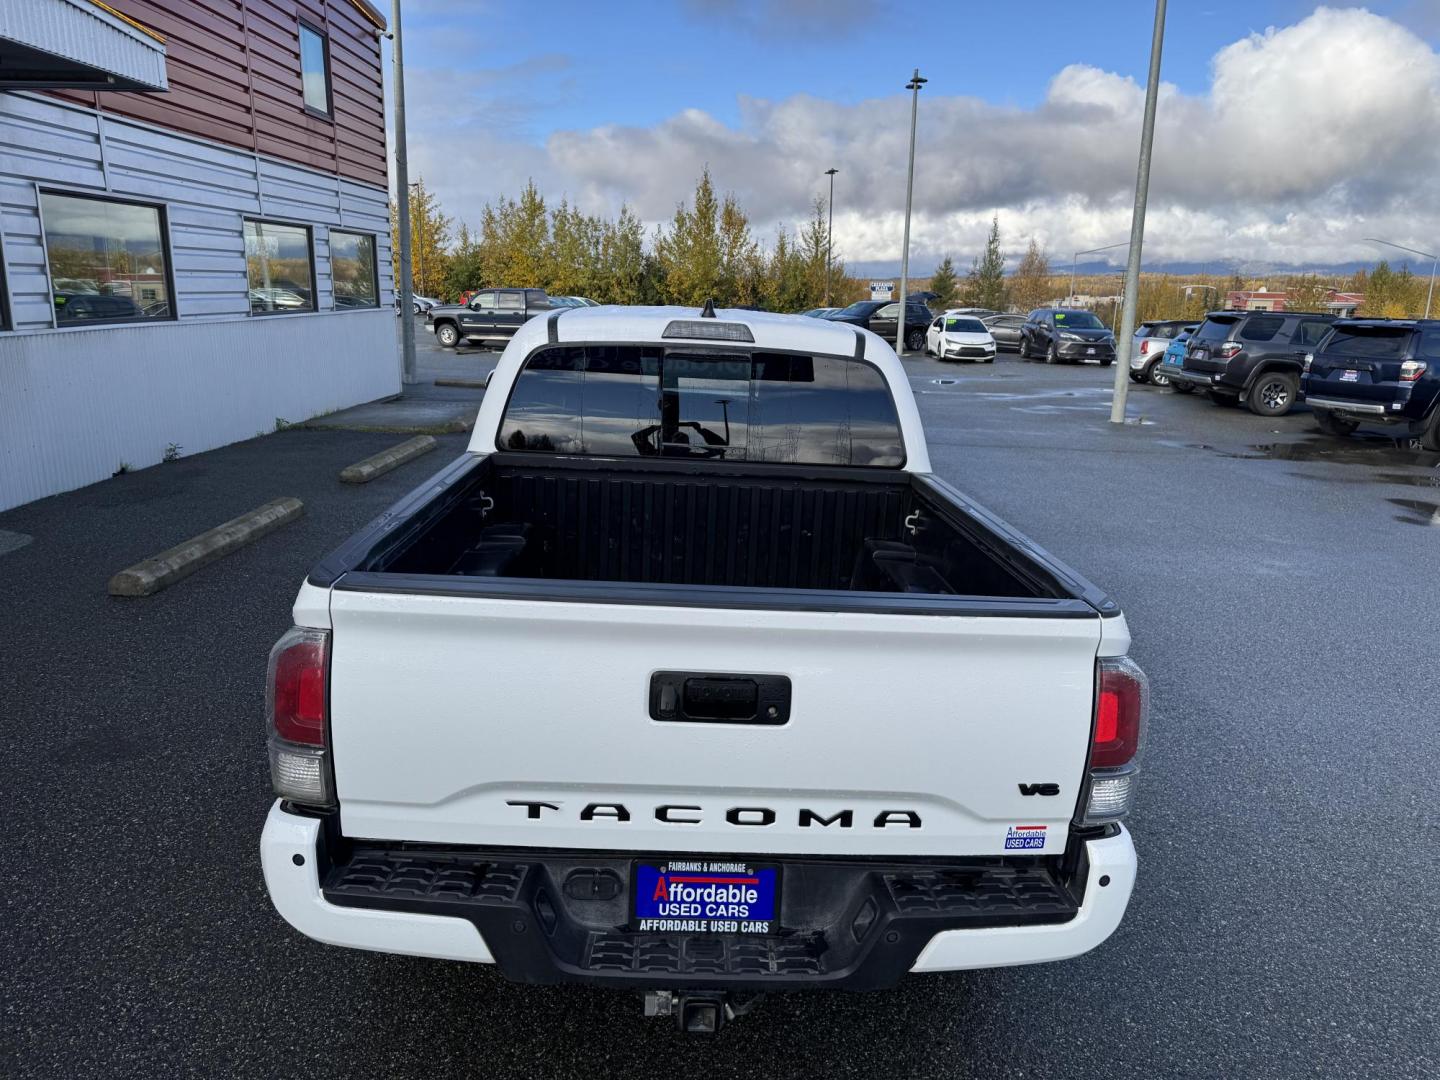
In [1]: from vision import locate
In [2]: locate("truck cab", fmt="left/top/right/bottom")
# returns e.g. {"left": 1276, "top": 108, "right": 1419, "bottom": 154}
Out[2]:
{"left": 260, "top": 305, "right": 1146, "bottom": 1029}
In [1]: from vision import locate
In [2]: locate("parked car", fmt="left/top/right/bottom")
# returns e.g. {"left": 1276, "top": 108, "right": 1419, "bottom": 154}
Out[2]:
{"left": 1301, "top": 318, "right": 1440, "bottom": 449}
{"left": 1154, "top": 326, "right": 1198, "bottom": 392}
{"left": 801, "top": 307, "right": 840, "bottom": 319}
{"left": 546, "top": 295, "right": 589, "bottom": 309}
{"left": 426, "top": 288, "right": 552, "bottom": 348}
{"left": 982, "top": 313, "right": 1026, "bottom": 351}
{"left": 1018, "top": 309, "right": 1116, "bottom": 365}
{"left": 53, "top": 292, "right": 142, "bottom": 322}
{"left": 1129, "top": 320, "right": 1195, "bottom": 386}
{"left": 946, "top": 307, "right": 1000, "bottom": 320}
{"left": 926, "top": 313, "right": 996, "bottom": 362}
{"left": 260, "top": 304, "right": 1144, "bottom": 1030}
{"left": 827, "top": 298, "right": 933, "bottom": 351}
{"left": 249, "top": 287, "right": 309, "bottom": 313}
{"left": 1170, "top": 309, "right": 1335, "bottom": 416}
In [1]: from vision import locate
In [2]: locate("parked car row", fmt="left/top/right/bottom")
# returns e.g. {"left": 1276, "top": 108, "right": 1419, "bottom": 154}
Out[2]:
{"left": 1145, "top": 308, "right": 1440, "bottom": 450}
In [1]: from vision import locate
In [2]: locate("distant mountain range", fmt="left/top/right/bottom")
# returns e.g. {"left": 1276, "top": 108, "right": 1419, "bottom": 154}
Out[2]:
{"left": 848, "top": 259, "right": 1419, "bottom": 280}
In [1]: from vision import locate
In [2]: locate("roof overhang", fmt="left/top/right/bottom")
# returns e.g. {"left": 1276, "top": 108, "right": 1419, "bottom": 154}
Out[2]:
{"left": 0, "top": 0, "right": 167, "bottom": 92}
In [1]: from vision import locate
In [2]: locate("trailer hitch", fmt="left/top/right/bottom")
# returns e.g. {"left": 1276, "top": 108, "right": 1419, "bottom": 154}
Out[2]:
{"left": 643, "top": 991, "right": 766, "bottom": 1033}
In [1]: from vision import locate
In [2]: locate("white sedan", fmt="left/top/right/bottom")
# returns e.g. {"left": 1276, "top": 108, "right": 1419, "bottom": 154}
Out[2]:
{"left": 925, "top": 313, "right": 997, "bottom": 363}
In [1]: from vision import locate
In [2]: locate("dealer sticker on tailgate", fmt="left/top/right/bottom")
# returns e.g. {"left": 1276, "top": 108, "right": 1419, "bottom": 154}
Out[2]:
{"left": 634, "top": 860, "right": 779, "bottom": 934}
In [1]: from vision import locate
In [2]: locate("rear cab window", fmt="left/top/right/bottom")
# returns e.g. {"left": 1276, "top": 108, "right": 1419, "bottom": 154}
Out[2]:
{"left": 1194, "top": 316, "right": 1240, "bottom": 342}
{"left": 499, "top": 345, "right": 904, "bottom": 467}
{"left": 1322, "top": 326, "right": 1414, "bottom": 359}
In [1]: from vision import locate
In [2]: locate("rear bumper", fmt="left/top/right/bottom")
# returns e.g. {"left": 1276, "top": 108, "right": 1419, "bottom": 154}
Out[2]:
{"left": 1169, "top": 367, "right": 1223, "bottom": 389}
{"left": 1305, "top": 395, "right": 1417, "bottom": 424}
{"left": 261, "top": 802, "right": 1136, "bottom": 988}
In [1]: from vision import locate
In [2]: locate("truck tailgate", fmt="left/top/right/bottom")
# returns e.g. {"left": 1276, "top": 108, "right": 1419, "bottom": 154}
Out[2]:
{"left": 328, "top": 590, "right": 1103, "bottom": 857}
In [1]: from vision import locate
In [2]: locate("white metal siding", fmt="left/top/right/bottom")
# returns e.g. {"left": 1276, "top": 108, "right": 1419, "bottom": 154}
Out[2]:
{"left": 0, "top": 310, "right": 397, "bottom": 511}
{"left": 0, "top": 91, "right": 400, "bottom": 510}
{"left": 1, "top": 0, "right": 168, "bottom": 92}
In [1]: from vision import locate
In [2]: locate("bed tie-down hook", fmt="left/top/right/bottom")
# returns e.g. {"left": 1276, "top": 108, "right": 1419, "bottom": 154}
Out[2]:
{"left": 477, "top": 492, "right": 494, "bottom": 519}
{"left": 904, "top": 510, "right": 927, "bottom": 537}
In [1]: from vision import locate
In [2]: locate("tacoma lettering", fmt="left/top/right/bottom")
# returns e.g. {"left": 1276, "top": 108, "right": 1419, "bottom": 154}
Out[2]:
{"left": 506, "top": 802, "right": 921, "bottom": 828}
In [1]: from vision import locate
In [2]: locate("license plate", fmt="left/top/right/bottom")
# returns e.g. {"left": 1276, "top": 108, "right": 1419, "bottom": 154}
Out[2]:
{"left": 1340, "top": 370, "right": 1359, "bottom": 382}
{"left": 1086, "top": 347, "right": 1096, "bottom": 355}
{"left": 633, "top": 860, "right": 780, "bottom": 934}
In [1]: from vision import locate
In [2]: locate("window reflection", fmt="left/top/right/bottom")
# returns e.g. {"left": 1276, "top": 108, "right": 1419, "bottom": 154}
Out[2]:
{"left": 41, "top": 192, "right": 171, "bottom": 324}
{"left": 331, "top": 231, "right": 378, "bottom": 308}
{"left": 498, "top": 345, "right": 904, "bottom": 466}
{"left": 245, "top": 220, "right": 314, "bottom": 313}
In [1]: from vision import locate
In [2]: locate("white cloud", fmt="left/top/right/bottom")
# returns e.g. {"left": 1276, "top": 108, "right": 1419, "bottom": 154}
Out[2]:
{"left": 405, "top": 6, "right": 1440, "bottom": 269}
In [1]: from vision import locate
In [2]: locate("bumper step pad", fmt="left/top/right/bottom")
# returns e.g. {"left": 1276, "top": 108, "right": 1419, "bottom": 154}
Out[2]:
{"left": 320, "top": 842, "right": 1082, "bottom": 990}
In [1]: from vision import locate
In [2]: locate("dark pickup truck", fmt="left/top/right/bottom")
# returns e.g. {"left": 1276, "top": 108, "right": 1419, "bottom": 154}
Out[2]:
{"left": 1170, "top": 309, "right": 1335, "bottom": 416}
{"left": 427, "top": 287, "right": 552, "bottom": 348}
{"left": 1302, "top": 318, "right": 1440, "bottom": 449}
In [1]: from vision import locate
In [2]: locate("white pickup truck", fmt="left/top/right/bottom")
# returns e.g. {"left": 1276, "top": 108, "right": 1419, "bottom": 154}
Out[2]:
{"left": 261, "top": 304, "right": 1146, "bottom": 1031}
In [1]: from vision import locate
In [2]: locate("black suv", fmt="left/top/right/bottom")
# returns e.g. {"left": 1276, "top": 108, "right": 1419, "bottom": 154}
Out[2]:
{"left": 1018, "top": 308, "right": 1116, "bottom": 365}
{"left": 1301, "top": 319, "right": 1440, "bottom": 450}
{"left": 827, "top": 298, "right": 933, "bottom": 352}
{"left": 1171, "top": 309, "right": 1335, "bottom": 416}
{"left": 427, "top": 288, "right": 552, "bottom": 349}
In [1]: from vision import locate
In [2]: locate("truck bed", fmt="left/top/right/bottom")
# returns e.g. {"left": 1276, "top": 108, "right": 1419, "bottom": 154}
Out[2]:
{"left": 311, "top": 453, "right": 1116, "bottom": 618}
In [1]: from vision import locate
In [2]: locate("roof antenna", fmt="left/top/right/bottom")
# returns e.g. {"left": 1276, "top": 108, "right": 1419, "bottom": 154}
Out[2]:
{"left": 700, "top": 298, "right": 717, "bottom": 318}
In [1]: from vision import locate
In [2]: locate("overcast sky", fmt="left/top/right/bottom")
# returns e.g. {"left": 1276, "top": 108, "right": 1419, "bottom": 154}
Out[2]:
{"left": 392, "top": 1, "right": 1440, "bottom": 273}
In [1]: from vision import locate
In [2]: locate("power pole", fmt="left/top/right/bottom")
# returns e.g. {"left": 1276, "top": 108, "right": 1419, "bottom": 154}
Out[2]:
{"left": 1110, "top": 0, "right": 1167, "bottom": 423}
{"left": 390, "top": 0, "right": 417, "bottom": 384}
{"left": 896, "top": 69, "right": 926, "bottom": 356}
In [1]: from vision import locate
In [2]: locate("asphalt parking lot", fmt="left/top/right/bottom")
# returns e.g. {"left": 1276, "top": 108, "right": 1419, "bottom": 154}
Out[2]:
{"left": 3, "top": 330, "right": 1437, "bottom": 1078}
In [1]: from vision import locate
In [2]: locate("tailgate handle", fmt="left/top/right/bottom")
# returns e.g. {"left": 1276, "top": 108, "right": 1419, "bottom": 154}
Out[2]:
{"left": 650, "top": 672, "right": 790, "bottom": 725}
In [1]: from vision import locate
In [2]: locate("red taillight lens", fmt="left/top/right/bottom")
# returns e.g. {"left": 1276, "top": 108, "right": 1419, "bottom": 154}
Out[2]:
{"left": 1219, "top": 342, "right": 1242, "bottom": 359}
{"left": 1139, "top": 340, "right": 1151, "bottom": 354}
{"left": 1400, "top": 360, "right": 1427, "bottom": 382}
{"left": 267, "top": 627, "right": 329, "bottom": 747}
{"left": 1093, "top": 657, "right": 1147, "bottom": 769}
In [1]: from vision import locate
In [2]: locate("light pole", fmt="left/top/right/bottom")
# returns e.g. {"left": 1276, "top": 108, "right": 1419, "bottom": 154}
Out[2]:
{"left": 1111, "top": 0, "right": 1167, "bottom": 425}
{"left": 409, "top": 180, "right": 424, "bottom": 296}
{"left": 824, "top": 167, "right": 838, "bottom": 306}
{"left": 1070, "top": 241, "right": 1129, "bottom": 304}
{"left": 896, "top": 69, "right": 926, "bottom": 355}
{"left": 1364, "top": 237, "right": 1437, "bottom": 318}
{"left": 390, "top": 0, "right": 417, "bottom": 384}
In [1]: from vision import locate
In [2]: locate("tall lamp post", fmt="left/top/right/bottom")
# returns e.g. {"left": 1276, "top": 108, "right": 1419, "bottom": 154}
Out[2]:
{"left": 1110, "top": 0, "right": 1168, "bottom": 425}
{"left": 895, "top": 69, "right": 926, "bottom": 356}
{"left": 1364, "top": 237, "right": 1437, "bottom": 318}
{"left": 824, "top": 167, "right": 838, "bottom": 306}
{"left": 1070, "top": 241, "right": 1129, "bottom": 303}
{"left": 390, "top": 0, "right": 417, "bottom": 384}
{"left": 409, "top": 180, "right": 424, "bottom": 296}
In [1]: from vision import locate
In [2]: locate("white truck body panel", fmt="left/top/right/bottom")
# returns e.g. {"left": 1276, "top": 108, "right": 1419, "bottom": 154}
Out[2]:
{"left": 328, "top": 588, "right": 1102, "bottom": 856}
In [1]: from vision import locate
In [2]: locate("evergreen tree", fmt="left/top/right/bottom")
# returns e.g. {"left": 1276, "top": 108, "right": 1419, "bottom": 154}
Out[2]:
{"left": 961, "top": 215, "right": 1006, "bottom": 310}
{"left": 598, "top": 205, "right": 647, "bottom": 305}
{"left": 928, "top": 256, "right": 959, "bottom": 310}
{"left": 797, "top": 197, "right": 833, "bottom": 309}
{"left": 654, "top": 169, "right": 723, "bottom": 306}
{"left": 443, "top": 223, "right": 487, "bottom": 300}
{"left": 718, "top": 194, "right": 760, "bottom": 306}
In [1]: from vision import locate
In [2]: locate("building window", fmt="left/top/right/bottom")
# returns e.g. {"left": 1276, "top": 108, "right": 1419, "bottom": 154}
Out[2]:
{"left": 299, "top": 23, "right": 330, "bottom": 115}
{"left": 330, "top": 231, "right": 378, "bottom": 308}
{"left": 244, "top": 220, "right": 314, "bottom": 314}
{"left": 40, "top": 191, "right": 173, "bottom": 324}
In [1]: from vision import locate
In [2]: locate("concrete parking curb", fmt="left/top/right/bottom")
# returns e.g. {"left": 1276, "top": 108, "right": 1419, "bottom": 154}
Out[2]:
{"left": 107, "top": 497, "right": 304, "bottom": 597}
{"left": 339, "top": 435, "right": 438, "bottom": 484}
{"left": 434, "top": 378, "right": 489, "bottom": 389}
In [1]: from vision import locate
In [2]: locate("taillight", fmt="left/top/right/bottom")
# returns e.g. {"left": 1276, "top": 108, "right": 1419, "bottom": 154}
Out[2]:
{"left": 266, "top": 626, "right": 334, "bottom": 807}
{"left": 1219, "top": 342, "right": 1242, "bottom": 359}
{"left": 1139, "top": 340, "right": 1151, "bottom": 354}
{"left": 1082, "top": 656, "right": 1148, "bottom": 824}
{"left": 1401, "top": 360, "right": 1428, "bottom": 382}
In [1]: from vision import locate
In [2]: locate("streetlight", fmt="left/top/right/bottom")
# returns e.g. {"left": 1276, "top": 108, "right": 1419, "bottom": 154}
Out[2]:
{"left": 895, "top": 69, "right": 926, "bottom": 356}
{"left": 824, "top": 167, "right": 838, "bottom": 306}
{"left": 1070, "top": 241, "right": 1129, "bottom": 303}
{"left": 1110, "top": 0, "right": 1167, "bottom": 425}
{"left": 389, "top": 0, "right": 417, "bottom": 383}
{"left": 1364, "top": 237, "right": 1437, "bottom": 318}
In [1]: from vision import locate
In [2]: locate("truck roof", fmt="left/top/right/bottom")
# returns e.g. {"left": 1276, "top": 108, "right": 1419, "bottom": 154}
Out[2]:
{"left": 468, "top": 304, "right": 931, "bottom": 472}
